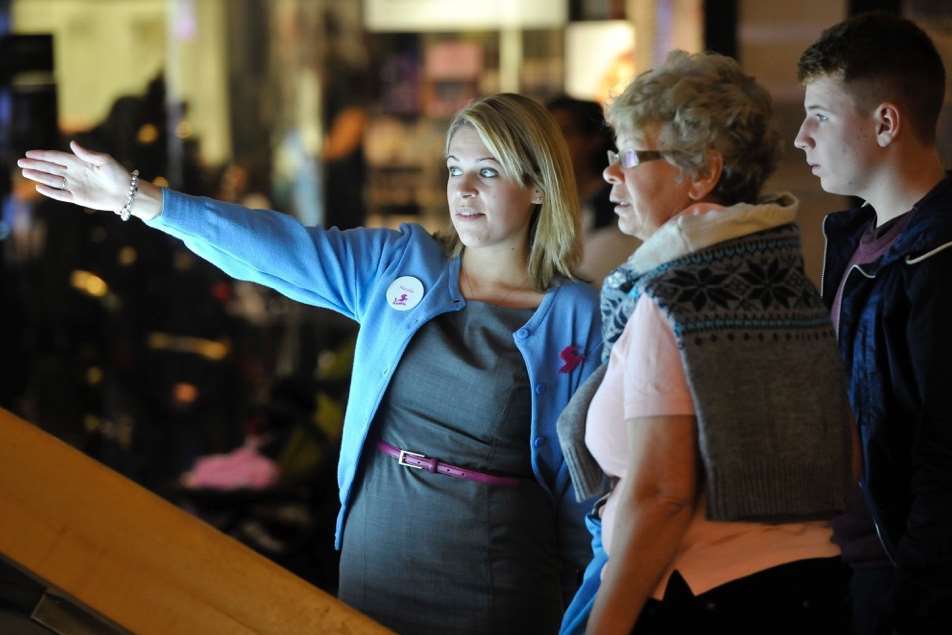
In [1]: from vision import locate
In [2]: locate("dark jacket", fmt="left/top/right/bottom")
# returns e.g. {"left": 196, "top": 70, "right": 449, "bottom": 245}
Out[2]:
{"left": 822, "top": 176, "right": 952, "bottom": 626}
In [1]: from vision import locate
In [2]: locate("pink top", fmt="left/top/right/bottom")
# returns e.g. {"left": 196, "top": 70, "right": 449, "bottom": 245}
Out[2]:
{"left": 585, "top": 296, "right": 839, "bottom": 599}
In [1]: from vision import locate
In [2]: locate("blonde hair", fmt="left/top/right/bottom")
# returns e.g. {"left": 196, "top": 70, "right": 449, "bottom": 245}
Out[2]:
{"left": 442, "top": 93, "right": 580, "bottom": 291}
{"left": 607, "top": 50, "right": 780, "bottom": 205}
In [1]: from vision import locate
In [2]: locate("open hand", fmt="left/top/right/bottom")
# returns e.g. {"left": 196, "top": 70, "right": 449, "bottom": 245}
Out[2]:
{"left": 17, "top": 141, "right": 134, "bottom": 212}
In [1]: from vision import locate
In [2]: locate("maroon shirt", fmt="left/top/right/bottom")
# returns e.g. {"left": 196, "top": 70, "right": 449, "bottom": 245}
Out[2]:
{"left": 831, "top": 211, "right": 912, "bottom": 334}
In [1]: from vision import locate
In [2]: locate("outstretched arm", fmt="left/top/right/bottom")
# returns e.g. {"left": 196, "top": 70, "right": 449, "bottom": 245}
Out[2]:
{"left": 18, "top": 142, "right": 411, "bottom": 321}
{"left": 18, "top": 141, "right": 163, "bottom": 221}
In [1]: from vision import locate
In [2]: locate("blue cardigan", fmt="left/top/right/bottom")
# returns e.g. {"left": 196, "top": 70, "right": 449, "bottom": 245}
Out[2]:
{"left": 148, "top": 190, "right": 603, "bottom": 585}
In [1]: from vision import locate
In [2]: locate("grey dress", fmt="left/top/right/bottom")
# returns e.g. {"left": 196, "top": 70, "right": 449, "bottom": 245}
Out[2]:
{"left": 338, "top": 301, "right": 563, "bottom": 634}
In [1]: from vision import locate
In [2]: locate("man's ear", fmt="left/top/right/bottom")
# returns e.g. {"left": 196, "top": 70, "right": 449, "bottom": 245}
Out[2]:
{"left": 875, "top": 102, "right": 902, "bottom": 147}
{"left": 688, "top": 150, "right": 724, "bottom": 201}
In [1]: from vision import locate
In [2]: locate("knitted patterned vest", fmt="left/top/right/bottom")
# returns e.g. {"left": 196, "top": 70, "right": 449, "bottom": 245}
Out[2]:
{"left": 634, "top": 223, "right": 851, "bottom": 521}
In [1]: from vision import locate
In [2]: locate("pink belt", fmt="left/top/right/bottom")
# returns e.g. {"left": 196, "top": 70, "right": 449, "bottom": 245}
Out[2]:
{"left": 376, "top": 440, "right": 521, "bottom": 488}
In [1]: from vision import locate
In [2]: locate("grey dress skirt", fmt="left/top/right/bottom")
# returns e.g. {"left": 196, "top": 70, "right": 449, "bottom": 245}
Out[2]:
{"left": 338, "top": 301, "right": 563, "bottom": 634}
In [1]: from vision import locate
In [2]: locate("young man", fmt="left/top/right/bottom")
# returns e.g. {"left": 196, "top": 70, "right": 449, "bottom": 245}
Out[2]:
{"left": 795, "top": 12, "right": 951, "bottom": 635}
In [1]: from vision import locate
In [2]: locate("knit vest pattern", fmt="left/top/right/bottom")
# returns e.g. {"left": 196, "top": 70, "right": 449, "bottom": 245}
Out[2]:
{"left": 634, "top": 223, "right": 851, "bottom": 521}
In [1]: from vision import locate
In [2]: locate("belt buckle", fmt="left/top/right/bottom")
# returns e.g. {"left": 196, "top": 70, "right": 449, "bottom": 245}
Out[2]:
{"left": 398, "top": 449, "right": 425, "bottom": 469}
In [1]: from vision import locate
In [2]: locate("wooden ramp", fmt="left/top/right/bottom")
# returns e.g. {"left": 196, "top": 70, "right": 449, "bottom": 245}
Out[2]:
{"left": 0, "top": 407, "right": 391, "bottom": 634}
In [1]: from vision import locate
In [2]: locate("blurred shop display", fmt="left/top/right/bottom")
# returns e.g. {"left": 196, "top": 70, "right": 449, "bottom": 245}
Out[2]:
{"left": 569, "top": 0, "right": 628, "bottom": 20}
{"left": 362, "top": 28, "right": 565, "bottom": 229}
{"left": 0, "top": 34, "right": 57, "bottom": 156}
{"left": 363, "top": 0, "right": 567, "bottom": 31}
{"left": 0, "top": 3, "right": 355, "bottom": 491}
{"left": 422, "top": 40, "right": 483, "bottom": 118}
{"left": 0, "top": 33, "right": 56, "bottom": 418}
{"left": 358, "top": 0, "right": 653, "bottom": 228}
{"left": 360, "top": 0, "right": 566, "bottom": 227}
{"left": 0, "top": 0, "right": 710, "bottom": 597}
{"left": 169, "top": 334, "right": 355, "bottom": 593}
{"left": 905, "top": 0, "right": 952, "bottom": 166}
{"left": 565, "top": 21, "right": 636, "bottom": 102}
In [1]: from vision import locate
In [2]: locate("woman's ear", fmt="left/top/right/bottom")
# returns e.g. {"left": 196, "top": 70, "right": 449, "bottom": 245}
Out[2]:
{"left": 688, "top": 150, "right": 724, "bottom": 201}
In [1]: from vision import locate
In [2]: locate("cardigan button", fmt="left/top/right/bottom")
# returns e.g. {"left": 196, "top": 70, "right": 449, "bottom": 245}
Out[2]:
{"left": 515, "top": 328, "right": 530, "bottom": 340}
{"left": 534, "top": 383, "right": 546, "bottom": 395}
{"left": 532, "top": 437, "right": 545, "bottom": 448}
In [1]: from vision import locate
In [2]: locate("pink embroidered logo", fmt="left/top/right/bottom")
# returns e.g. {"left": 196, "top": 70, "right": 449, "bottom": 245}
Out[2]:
{"left": 392, "top": 293, "right": 408, "bottom": 306}
{"left": 559, "top": 345, "right": 583, "bottom": 373}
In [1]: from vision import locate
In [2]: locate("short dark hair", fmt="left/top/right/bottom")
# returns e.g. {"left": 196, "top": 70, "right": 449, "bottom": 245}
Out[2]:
{"left": 798, "top": 12, "right": 946, "bottom": 144}
{"left": 545, "top": 96, "right": 614, "bottom": 176}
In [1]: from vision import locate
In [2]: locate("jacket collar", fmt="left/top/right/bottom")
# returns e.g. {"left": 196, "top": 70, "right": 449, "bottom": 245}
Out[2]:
{"left": 890, "top": 175, "right": 952, "bottom": 263}
{"left": 630, "top": 192, "right": 799, "bottom": 274}
{"left": 824, "top": 174, "right": 952, "bottom": 272}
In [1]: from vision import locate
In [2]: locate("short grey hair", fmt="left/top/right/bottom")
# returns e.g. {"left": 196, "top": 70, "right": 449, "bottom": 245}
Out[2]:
{"left": 607, "top": 50, "right": 780, "bottom": 205}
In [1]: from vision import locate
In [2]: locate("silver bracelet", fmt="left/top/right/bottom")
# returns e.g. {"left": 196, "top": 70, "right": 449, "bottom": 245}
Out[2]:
{"left": 116, "top": 169, "right": 140, "bottom": 221}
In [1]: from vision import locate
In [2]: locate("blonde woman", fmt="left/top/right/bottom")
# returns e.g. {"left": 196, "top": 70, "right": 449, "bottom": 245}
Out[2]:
{"left": 20, "top": 93, "right": 602, "bottom": 633}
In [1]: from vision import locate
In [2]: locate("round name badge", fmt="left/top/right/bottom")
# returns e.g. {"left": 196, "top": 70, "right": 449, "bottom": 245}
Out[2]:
{"left": 386, "top": 276, "right": 424, "bottom": 311}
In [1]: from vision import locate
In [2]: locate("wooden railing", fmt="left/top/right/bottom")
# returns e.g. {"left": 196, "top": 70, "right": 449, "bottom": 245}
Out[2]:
{"left": 0, "top": 408, "right": 391, "bottom": 634}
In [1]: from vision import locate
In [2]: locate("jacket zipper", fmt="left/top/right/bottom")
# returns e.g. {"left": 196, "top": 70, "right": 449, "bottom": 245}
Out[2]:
{"left": 846, "top": 264, "right": 894, "bottom": 568}
{"left": 832, "top": 246, "right": 893, "bottom": 565}
{"left": 844, "top": 269, "right": 896, "bottom": 566}
{"left": 862, "top": 477, "right": 897, "bottom": 566}
{"left": 905, "top": 239, "right": 952, "bottom": 264}
{"left": 872, "top": 512, "right": 897, "bottom": 566}
{"left": 820, "top": 214, "right": 830, "bottom": 298}
{"left": 846, "top": 263, "right": 876, "bottom": 281}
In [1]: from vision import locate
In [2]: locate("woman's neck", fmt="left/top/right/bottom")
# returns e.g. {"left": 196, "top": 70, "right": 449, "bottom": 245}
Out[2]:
{"left": 459, "top": 247, "right": 543, "bottom": 308}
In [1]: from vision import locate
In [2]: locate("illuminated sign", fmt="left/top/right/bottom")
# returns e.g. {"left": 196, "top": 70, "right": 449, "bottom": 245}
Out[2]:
{"left": 364, "top": 0, "right": 567, "bottom": 31}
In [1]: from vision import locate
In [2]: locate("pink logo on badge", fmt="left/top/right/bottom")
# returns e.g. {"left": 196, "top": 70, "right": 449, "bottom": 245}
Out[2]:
{"left": 386, "top": 276, "right": 424, "bottom": 311}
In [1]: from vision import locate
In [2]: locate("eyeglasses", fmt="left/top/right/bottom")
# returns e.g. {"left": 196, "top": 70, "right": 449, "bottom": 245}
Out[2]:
{"left": 607, "top": 149, "right": 666, "bottom": 169}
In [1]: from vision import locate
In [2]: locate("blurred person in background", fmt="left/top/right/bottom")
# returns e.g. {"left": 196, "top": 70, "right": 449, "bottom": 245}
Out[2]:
{"left": 547, "top": 96, "right": 639, "bottom": 286}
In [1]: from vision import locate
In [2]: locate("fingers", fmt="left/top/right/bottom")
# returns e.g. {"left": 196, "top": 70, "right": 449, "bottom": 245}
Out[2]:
{"left": 20, "top": 168, "right": 68, "bottom": 189}
{"left": 35, "top": 183, "right": 75, "bottom": 203}
{"left": 16, "top": 157, "right": 67, "bottom": 176}
{"left": 20, "top": 168, "right": 66, "bottom": 189}
{"left": 70, "top": 140, "right": 109, "bottom": 166}
{"left": 23, "top": 149, "right": 74, "bottom": 168}
{"left": 23, "top": 142, "right": 112, "bottom": 170}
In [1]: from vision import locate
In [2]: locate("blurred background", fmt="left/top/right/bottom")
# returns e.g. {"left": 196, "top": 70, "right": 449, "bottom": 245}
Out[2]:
{"left": 0, "top": 0, "right": 950, "bottom": 596}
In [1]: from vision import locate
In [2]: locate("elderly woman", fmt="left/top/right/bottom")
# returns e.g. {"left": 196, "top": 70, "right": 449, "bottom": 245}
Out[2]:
{"left": 558, "top": 51, "right": 854, "bottom": 634}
